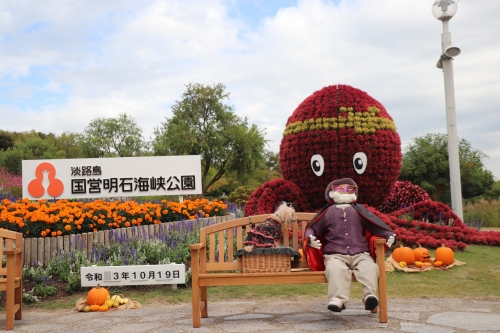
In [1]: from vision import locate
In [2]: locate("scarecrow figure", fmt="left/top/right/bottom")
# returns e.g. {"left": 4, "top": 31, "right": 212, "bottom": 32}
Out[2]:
{"left": 304, "top": 178, "right": 396, "bottom": 312}
{"left": 244, "top": 202, "right": 297, "bottom": 253}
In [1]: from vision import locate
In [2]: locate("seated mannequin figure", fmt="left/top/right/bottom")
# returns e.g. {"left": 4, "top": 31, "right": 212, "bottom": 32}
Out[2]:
{"left": 304, "top": 178, "right": 396, "bottom": 312}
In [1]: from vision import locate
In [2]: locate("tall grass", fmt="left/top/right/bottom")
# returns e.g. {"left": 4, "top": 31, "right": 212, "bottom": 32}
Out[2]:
{"left": 463, "top": 198, "right": 500, "bottom": 228}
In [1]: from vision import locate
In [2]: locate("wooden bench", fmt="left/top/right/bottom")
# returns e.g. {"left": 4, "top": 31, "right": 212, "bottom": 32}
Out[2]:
{"left": 189, "top": 212, "right": 388, "bottom": 328}
{"left": 0, "top": 229, "right": 23, "bottom": 330}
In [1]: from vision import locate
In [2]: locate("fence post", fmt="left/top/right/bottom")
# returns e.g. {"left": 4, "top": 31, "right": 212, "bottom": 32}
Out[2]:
{"left": 44, "top": 237, "right": 50, "bottom": 265}
{"left": 30, "top": 238, "right": 37, "bottom": 267}
{"left": 56, "top": 236, "right": 63, "bottom": 255}
{"left": 69, "top": 234, "right": 76, "bottom": 253}
{"left": 24, "top": 239, "right": 30, "bottom": 267}
{"left": 37, "top": 237, "right": 44, "bottom": 266}
{"left": 104, "top": 230, "right": 109, "bottom": 245}
{"left": 87, "top": 233, "right": 93, "bottom": 255}
{"left": 50, "top": 237, "right": 57, "bottom": 259}
{"left": 63, "top": 235, "right": 70, "bottom": 253}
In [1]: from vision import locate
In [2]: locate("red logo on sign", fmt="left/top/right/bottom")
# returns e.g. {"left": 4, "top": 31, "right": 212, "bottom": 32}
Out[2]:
{"left": 28, "top": 162, "right": 64, "bottom": 198}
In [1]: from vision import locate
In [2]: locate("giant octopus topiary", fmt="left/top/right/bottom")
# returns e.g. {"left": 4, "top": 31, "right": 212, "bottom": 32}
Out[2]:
{"left": 244, "top": 84, "right": 500, "bottom": 250}
{"left": 245, "top": 84, "right": 402, "bottom": 214}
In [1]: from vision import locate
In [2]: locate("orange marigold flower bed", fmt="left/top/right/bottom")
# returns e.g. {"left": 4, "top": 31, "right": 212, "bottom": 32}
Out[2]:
{"left": 0, "top": 198, "right": 227, "bottom": 238}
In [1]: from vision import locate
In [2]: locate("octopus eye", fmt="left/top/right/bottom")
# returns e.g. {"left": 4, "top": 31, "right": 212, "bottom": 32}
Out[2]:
{"left": 353, "top": 152, "right": 367, "bottom": 174}
{"left": 311, "top": 154, "right": 325, "bottom": 176}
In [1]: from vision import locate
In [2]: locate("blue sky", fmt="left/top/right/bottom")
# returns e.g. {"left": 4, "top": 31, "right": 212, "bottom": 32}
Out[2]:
{"left": 1, "top": 0, "right": 500, "bottom": 181}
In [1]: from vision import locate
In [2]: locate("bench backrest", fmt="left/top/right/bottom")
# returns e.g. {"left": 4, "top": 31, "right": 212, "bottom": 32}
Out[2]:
{"left": 199, "top": 212, "right": 316, "bottom": 272}
{"left": 0, "top": 229, "right": 24, "bottom": 277}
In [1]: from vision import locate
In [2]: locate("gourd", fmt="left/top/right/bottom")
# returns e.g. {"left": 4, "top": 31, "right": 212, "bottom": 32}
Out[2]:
{"left": 104, "top": 295, "right": 114, "bottom": 308}
{"left": 83, "top": 306, "right": 91, "bottom": 312}
{"left": 391, "top": 245, "right": 415, "bottom": 265}
{"left": 86, "top": 284, "right": 110, "bottom": 306}
{"left": 111, "top": 294, "right": 130, "bottom": 305}
{"left": 99, "top": 305, "right": 109, "bottom": 312}
{"left": 398, "top": 261, "right": 407, "bottom": 268}
{"left": 433, "top": 260, "right": 443, "bottom": 267}
{"left": 414, "top": 261, "right": 424, "bottom": 267}
{"left": 435, "top": 244, "right": 454, "bottom": 265}
{"left": 413, "top": 245, "right": 430, "bottom": 262}
{"left": 89, "top": 304, "right": 100, "bottom": 311}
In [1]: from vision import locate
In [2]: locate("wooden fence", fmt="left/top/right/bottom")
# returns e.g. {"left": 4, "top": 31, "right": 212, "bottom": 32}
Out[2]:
{"left": 22, "top": 214, "right": 234, "bottom": 267}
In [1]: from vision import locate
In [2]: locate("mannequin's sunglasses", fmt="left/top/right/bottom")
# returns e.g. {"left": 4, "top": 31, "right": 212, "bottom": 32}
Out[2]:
{"left": 331, "top": 184, "right": 357, "bottom": 194}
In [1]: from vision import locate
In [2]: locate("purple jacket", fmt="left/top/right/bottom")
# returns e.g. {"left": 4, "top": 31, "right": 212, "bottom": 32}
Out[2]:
{"left": 305, "top": 205, "right": 393, "bottom": 255}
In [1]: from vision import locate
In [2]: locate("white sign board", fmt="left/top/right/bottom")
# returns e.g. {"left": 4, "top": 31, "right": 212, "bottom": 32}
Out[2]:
{"left": 80, "top": 264, "right": 186, "bottom": 287}
{"left": 22, "top": 155, "right": 202, "bottom": 200}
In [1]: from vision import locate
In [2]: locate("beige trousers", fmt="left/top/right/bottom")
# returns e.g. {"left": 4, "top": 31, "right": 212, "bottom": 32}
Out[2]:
{"left": 324, "top": 253, "right": 379, "bottom": 304}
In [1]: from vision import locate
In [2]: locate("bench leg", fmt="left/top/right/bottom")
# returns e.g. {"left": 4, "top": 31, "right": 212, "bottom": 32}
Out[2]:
{"left": 15, "top": 284, "right": 22, "bottom": 320}
{"left": 201, "top": 286, "right": 208, "bottom": 318}
{"left": 192, "top": 281, "right": 201, "bottom": 327}
{"left": 6, "top": 289, "right": 14, "bottom": 330}
{"left": 378, "top": 273, "right": 388, "bottom": 322}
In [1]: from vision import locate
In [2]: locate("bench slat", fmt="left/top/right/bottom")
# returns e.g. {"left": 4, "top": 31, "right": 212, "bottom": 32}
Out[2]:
{"left": 198, "top": 271, "right": 327, "bottom": 286}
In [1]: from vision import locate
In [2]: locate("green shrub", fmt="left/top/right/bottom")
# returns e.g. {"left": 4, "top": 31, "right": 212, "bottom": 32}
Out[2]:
{"left": 227, "top": 186, "right": 255, "bottom": 208}
{"left": 463, "top": 198, "right": 500, "bottom": 228}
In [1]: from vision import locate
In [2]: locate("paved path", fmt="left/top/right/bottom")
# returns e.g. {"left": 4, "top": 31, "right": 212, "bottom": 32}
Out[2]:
{"left": 1, "top": 298, "right": 500, "bottom": 332}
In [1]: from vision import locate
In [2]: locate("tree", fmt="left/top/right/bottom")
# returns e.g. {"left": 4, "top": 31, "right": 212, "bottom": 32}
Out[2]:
{"left": 0, "top": 137, "right": 64, "bottom": 175}
{"left": 0, "top": 130, "right": 15, "bottom": 151}
{"left": 400, "top": 133, "right": 494, "bottom": 204}
{"left": 47, "top": 131, "right": 84, "bottom": 159}
{"left": 80, "top": 113, "right": 147, "bottom": 157}
{"left": 152, "top": 83, "right": 267, "bottom": 195}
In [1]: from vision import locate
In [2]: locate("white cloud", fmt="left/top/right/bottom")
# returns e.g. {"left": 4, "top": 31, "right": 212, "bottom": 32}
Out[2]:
{"left": 1, "top": 0, "right": 500, "bottom": 180}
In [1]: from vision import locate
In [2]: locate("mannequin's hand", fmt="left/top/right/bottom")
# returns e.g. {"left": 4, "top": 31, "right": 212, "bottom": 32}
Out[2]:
{"left": 386, "top": 234, "right": 396, "bottom": 247}
{"left": 309, "top": 235, "right": 322, "bottom": 249}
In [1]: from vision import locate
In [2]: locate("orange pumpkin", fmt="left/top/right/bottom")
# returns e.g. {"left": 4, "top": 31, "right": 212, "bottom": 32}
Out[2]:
{"left": 435, "top": 244, "right": 454, "bottom": 265}
{"left": 413, "top": 245, "right": 430, "bottom": 262}
{"left": 433, "top": 261, "right": 443, "bottom": 267}
{"left": 391, "top": 245, "right": 415, "bottom": 265}
{"left": 86, "top": 284, "right": 110, "bottom": 306}
{"left": 89, "top": 304, "right": 100, "bottom": 312}
{"left": 99, "top": 305, "right": 109, "bottom": 312}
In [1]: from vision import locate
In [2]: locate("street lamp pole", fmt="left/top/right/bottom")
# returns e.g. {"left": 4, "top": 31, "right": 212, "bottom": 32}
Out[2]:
{"left": 433, "top": 0, "right": 463, "bottom": 221}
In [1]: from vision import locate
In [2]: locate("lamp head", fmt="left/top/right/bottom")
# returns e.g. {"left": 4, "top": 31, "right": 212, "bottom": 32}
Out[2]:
{"left": 432, "top": 0, "right": 458, "bottom": 21}
{"left": 444, "top": 45, "right": 461, "bottom": 57}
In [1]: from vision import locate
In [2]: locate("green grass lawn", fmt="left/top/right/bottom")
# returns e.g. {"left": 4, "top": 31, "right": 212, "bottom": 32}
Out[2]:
{"left": 24, "top": 244, "right": 500, "bottom": 311}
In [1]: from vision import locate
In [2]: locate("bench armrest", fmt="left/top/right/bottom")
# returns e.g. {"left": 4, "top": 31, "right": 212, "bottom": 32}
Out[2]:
{"left": 3, "top": 248, "right": 23, "bottom": 255}
{"left": 189, "top": 243, "right": 205, "bottom": 251}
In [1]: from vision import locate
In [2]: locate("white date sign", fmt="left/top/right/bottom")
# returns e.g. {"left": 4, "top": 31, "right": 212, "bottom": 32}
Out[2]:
{"left": 80, "top": 264, "right": 186, "bottom": 287}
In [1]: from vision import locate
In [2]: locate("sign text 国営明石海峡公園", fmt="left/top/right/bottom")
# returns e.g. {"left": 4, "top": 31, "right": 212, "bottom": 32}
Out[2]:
{"left": 21, "top": 155, "right": 202, "bottom": 200}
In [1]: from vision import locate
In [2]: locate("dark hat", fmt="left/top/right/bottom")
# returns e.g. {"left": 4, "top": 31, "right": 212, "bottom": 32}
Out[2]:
{"left": 324, "top": 178, "right": 358, "bottom": 203}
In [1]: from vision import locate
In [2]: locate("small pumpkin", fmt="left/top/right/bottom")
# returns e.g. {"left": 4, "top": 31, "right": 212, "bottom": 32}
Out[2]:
{"left": 86, "top": 284, "right": 110, "bottom": 306}
{"left": 104, "top": 295, "right": 114, "bottom": 308}
{"left": 413, "top": 245, "right": 431, "bottom": 262}
{"left": 99, "top": 305, "right": 109, "bottom": 312}
{"left": 392, "top": 245, "right": 415, "bottom": 265}
{"left": 89, "top": 304, "right": 100, "bottom": 312}
{"left": 435, "top": 244, "right": 454, "bottom": 265}
{"left": 433, "top": 261, "right": 443, "bottom": 267}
